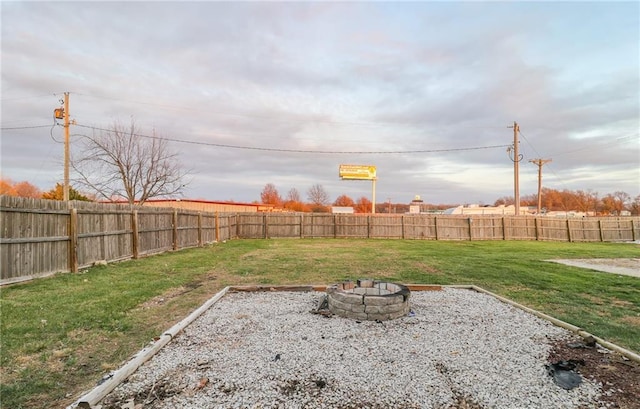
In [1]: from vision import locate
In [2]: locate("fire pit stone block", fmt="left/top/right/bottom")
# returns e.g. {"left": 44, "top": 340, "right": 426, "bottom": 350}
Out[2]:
{"left": 326, "top": 280, "right": 411, "bottom": 321}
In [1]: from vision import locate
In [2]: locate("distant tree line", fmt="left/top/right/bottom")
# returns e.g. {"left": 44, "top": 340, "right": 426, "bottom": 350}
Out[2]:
{"left": 494, "top": 188, "right": 639, "bottom": 216}
{"left": 2, "top": 177, "right": 638, "bottom": 216}
{"left": 260, "top": 183, "right": 640, "bottom": 215}
{"left": 0, "top": 178, "right": 92, "bottom": 201}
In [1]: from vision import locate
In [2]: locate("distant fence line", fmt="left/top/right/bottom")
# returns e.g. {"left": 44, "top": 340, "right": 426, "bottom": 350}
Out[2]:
{"left": 1, "top": 196, "right": 639, "bottom": 284}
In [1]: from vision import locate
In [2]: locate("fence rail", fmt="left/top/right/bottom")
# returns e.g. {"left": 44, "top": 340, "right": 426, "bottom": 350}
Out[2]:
{"left": 1, "top": 196, "right": 638, "bottom": 283}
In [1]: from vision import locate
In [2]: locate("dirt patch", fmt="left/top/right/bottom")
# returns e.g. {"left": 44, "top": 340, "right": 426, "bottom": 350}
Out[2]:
{"left": 621, "top": 316, "right": 640, "bottom": 327}
{"left": 134, "top": 274, "right": 218, "bottom": 311}
{"left": 412, "top": 262, "right": 443, "bottom": 275}
{"left": 548, "top": 336, "right": 640, "bottom": 409}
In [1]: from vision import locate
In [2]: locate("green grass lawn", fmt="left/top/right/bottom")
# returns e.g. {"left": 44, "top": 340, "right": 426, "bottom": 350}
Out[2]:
{"left": 1, "top": 239, "right": 639, "bottom": 408}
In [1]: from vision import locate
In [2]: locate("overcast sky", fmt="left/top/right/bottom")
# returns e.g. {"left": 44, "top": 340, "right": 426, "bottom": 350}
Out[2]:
{"left": 1, "top": 1, "right": 638, "bottom": 205}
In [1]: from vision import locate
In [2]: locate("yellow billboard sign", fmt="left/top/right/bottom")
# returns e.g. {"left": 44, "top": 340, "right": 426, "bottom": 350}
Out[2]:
{"left": 339, "top": 164, "right": 377, "bottom": 180}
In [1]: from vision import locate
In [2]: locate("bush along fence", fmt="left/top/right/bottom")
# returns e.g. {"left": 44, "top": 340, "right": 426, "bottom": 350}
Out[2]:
{"left": 1, "top": 195, "right": 639, "bottom": 284}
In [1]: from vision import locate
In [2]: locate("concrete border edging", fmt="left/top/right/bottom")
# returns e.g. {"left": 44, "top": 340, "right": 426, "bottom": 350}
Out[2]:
{"left": 71, "top": 286, "right": 230, "bottom": 409}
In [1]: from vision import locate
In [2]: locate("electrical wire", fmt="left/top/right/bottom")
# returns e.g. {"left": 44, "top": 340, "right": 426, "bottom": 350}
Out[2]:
{"left": 517, "top": 128, "right": 571, "bottom": 191}
{"left": 0, "top": 124, "right": 52, "bottom": 130}
{"left": 518, "top": 130, "right": 543, "bottom": 158}
{"left": 74, "top": 123, "right": 511, "bottom": 155}
{"left": 0, "top": 93, "right": 62, "bottom": 101}
{"left": 49, "top": 107, "right": 63, "bottom": 143}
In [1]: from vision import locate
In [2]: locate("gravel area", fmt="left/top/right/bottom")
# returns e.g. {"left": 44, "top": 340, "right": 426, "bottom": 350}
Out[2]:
{"left": 100, "top": 288, "right": 603, "bottom": 409}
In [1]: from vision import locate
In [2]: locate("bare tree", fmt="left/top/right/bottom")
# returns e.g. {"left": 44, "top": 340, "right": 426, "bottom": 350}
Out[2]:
{"left": 307, "top": 184, "right": 330, "bottom": 206}
{"left": 630, "top": 195, "right": 640, "bottom": 216}
{"left": 72, "top": 120, "right": 187, "bottom": 204}
{"left": 286, "top": 188, "right": 301, "bottom": 203}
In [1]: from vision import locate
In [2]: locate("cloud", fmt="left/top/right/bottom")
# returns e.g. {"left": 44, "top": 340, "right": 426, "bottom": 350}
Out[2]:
{"left": 2, "top": 2, "right": 638, "bottom": 205}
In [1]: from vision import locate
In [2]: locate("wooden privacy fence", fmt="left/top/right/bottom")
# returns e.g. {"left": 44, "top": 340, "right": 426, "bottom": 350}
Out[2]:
{"left": 1, "top": 196, "right": 639, "bottom": 283}
{"left": 0, "top": 196, "right": 237, "bottom": 283}
{"left": 236, "top": 213, "right": 639, "bottom": 242}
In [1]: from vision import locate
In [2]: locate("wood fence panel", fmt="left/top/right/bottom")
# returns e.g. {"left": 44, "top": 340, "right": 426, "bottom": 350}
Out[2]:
{"left": 176, "top": 212, "right": 200, "bottom": 248}
{"left": 214, "top": 213, "right": 236, "bottom": 241}
{"left": 537, "top": 218, "right": 570, "bottom": 241}
{"left": 467, "top": 216, "right": 504, "bottom": 240}
{"left": 369, "top": 215, "right": 403, "bottom": 239}
{"left": 302, "top": 214, "right": 335, "bottom": 238}
{"left": 401, "top": 215, "right": 436, "bottom": 239}
{"left": 236, "top": 214, "right": 266, "bottom": 238}
{"left": 435, "top": 217, "right": 470, "bottom": 240}
{"left": 568, "top": 219, "right": 601, "bottom": 242}
{"left": 265, "top": 214, "right": 301, "bottom": 238}
{"left": 469, "top": 216, "right": 504, "bottom": 240}
{"left": 74, "top": 211, "right": 132, "bottom": 267}
{"left": 201, "top": 213, "right": 217, "bottom": 243}
{"left": 503, "top": 217, "right": 536, "bottom": 240}
{"left": 225, "top": 214, "right": 240, "bottom": 240}
{"left": 0, "top": 196, "right": 69, "bottom": 280}
{"left": 216, "top": 213, "right": 230, "bottom": 241}
{"left": 137, "top": 210, "right": 173, "bottom": 255}
{"left": 335, "top": 215, "right": 368, "bottom": 238}
{"left": 601, "top": 218, "right": 634, "bottom": 241}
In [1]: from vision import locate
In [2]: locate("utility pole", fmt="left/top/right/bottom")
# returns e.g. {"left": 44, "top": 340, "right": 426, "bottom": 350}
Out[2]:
{"left": 371, "top": 178, "right": 377, "bottom": 214}
{"left": 507, "top": 121, "right": 522, "bottom": 216}
{"left": 63, "top": 92, "right": 70, "bottom": 201}
{"left": 529, "top": 158, "right": 552, "bottom": 214}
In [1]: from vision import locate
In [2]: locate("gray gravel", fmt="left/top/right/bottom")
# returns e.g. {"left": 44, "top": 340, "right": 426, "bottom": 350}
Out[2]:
{"left": 100, "top": 288, "right": 603, "bottom": 408}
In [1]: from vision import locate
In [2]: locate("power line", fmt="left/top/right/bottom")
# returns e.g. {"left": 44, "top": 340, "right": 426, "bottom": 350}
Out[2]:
{"left": 74, "top": 123, "right": 510, "bottom": 155}
{"left": 0, "top": 124, "right": 53, "bottom": 130}
{"left": 0, "top": 93, "right": 62, "bottom": 101}
{"left": 518, "top": 129, "right": 542, "bottom": 158}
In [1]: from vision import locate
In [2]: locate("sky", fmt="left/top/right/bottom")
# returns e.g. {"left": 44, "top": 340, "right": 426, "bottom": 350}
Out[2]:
{"left": 1, "top": 1, "right": 639, "bottom": 205}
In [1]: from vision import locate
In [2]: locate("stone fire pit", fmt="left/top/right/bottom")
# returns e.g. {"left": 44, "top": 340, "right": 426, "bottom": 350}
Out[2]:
{"left": 326, "top": 279, "right": 411, "bottom": 321}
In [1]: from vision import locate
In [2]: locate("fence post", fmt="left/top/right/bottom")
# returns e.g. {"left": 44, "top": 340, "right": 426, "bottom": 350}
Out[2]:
{"left": 367, "top": 215, "right": 371, "bottom": 239}
{"left": 300, "top": 213, "right": 304, "bottom": 238}
{"left": 197, "top": 213, "right": 203, "bottom": 247}
{"left": 264, "top": 213, "right": 268, "bottom": 239}
{"left": 534, "top": 217, "right": 540, "bottom": 241}
{"left": 468, "top": 217, "right": 473, "bottom": 241}
{"left": 333, "top": 214, "right": 337, "bottom": 239}
{"left": 172, "top": 209, "right": 178, "bottom": 250}
{"left": 100, "top": 212, "right": 107, "bottom": 261}
{"left": 69, "top": 208, "right": 78, "bottom": 273}
{"left": 598, "top": 219, "right": 604, "bottom": 242}
{"left": 566, "top": 219, "right": 573, "bottom": 242}
{"left": 401, "top": 215, "right": 405, "bottom": 239}
{"left": 214, "top": 212, "right": 220, "bottom": 242}
{"left": 434, "top": 216, "right": 439, "bottom": 241}
{"left": 131, "top": 210, "right": 139, "bottom": 259}
{"left": 502, "top": 217, "right": 508, "bottom": 240}
{"left": 631, "top": 219, "right": 637, "bottom": 241}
